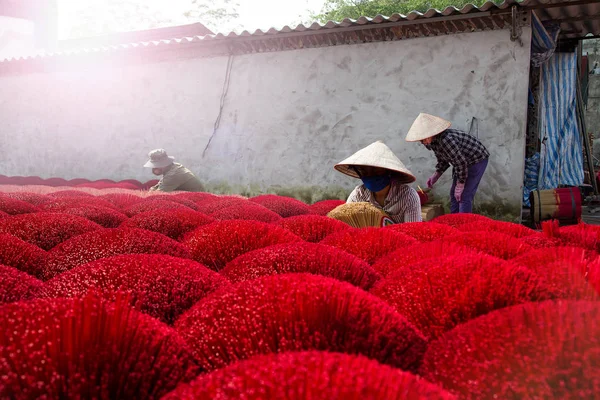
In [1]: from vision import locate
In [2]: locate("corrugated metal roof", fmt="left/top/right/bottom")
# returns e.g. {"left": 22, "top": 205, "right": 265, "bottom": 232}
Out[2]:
{"left": 528, "top": 0, "right": 600, "bottom": 40}
{"left": 0, "top": 0, "right": 597, "bottom": 69}
{"left": 57, "top": 23, "right": 214, "bottom": 50}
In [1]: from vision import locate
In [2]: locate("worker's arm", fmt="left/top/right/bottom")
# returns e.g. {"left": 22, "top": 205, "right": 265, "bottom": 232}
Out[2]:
{"left": 439, "top": 134, "right": 469, "bottom": 183}
{"left": 435, "top": 158, "right": 450, "bottom": 175}
{"left": 149, "top": 174, "right": 189, "bottom": 193}
{"left": 346, "top": 186, "right": 368, "bottom": 203}
{"left": 403, "top": 188, "right": 423, "bottom": 222}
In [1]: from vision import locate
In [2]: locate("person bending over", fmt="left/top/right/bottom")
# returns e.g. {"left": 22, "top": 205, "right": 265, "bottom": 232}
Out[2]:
{"left": 144, "top": 149, "right": 204, "bottom": 192}
{"left": 334, "top": 140, "right": 422, "bottom": 223}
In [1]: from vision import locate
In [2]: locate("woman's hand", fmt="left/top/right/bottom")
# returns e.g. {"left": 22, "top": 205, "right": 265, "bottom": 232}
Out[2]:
{"left": 427, "top": 172, "right": 442, "bottom": 188}
{"left": 455, "top": 183, "right": 465, "bottom": 202}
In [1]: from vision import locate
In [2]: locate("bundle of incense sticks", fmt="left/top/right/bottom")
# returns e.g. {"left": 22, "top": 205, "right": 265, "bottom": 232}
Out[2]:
{"left": 327, "top": 202, "right": 392, "bottom": 228}
{"left": 530, "top": 187, "right": 582, "bottom": 223}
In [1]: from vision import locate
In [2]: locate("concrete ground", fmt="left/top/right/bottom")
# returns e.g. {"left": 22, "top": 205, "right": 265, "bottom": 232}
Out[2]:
{"left": 521, "top": 206, "right": 600, "bottom": 226}
{"left": 582, "top": 206, "right": 600, "bottom": 225}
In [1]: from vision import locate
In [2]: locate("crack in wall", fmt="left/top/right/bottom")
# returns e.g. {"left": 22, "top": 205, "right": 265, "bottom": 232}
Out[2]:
{"left": 202, "top": 52, "right": 234, "bottom": 158}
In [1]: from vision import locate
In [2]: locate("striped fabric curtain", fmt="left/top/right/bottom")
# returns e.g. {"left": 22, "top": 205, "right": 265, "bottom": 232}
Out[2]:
{"left": 523, "top": 153, "right": 540, "bottom": 207}
{"left": 537, "top": 53, "right": 584, "bottom": 190}
{"left": 530, "top": 12, "right": 560, "bottom": 68}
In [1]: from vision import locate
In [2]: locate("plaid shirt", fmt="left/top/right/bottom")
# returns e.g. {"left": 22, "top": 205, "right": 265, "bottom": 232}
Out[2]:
{"left": 425, "top": 129, "right": 489, "bottom": 184}
{"left": 347, "top": 179, "right": 422, "bottom": 223}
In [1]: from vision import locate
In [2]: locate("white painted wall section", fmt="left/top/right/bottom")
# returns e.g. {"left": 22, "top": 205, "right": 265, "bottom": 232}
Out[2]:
{"left": 0, "top": 27, "right": 532, "bottom": 215}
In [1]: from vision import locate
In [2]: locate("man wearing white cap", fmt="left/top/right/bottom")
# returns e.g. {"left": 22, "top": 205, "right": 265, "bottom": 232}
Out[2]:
{"left": 144, "top": 149, "right": 204, "bottom": 192}
{"left": 405, "top": 113, "right": 489, "bottom": 214}
{"left": 335, "top": 140, "right": 422, "bottom": 223}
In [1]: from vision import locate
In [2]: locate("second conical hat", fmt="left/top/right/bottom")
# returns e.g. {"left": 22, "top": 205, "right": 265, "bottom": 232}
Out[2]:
{"left": 405, "top": 113, "right": 452, "bottom": 142}
{"left": 334, "top": 140, "right": 416, "bottom": 184}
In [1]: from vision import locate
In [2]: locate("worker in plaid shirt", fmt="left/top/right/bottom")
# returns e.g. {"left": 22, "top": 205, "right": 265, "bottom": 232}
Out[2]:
{"left": 405, "top": 113, "right": 489, "bottom": 214}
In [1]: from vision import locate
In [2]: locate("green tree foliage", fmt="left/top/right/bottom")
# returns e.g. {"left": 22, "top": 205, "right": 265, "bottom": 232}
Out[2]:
{"left": 184, "top": 0, "right": 239, "bottom": 25}
{"left": 313, "top": 0, "right": 501, "bottom": 23}
{"left": 62, "top": 0, "right": 238, "bottom": 39}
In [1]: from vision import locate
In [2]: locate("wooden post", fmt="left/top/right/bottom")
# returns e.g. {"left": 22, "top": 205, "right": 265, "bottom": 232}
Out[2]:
{"left": 577, "top": 41, "right": 598, "bottom": 194}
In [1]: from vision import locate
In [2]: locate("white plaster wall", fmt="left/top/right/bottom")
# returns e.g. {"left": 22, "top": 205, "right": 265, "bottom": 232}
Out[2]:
{"left": 0, "top": 28, "right": 531, "bottom": 213}
{"left": 0, "top": 16, "right": 35, "bottom": 60}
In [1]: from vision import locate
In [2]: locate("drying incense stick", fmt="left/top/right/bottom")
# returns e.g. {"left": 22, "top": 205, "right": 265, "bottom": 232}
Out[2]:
{"left": 327, "top": 202, "right": 391, "bottom": 228}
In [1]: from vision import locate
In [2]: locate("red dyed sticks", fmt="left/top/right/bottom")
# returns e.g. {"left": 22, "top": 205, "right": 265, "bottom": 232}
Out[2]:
{"left": 0, "top": 295, "right": 200, "bottom": 399}
{"left": 0, "top": 194, "right": 40, "bottom": 215}
{"left": 211, "top": 204, "right": 282, "bottom": 223}
{"left": 372, "top": 241, "right": 477, "bottom": 278}
{"left": 386, "top": 222, "right": 460, "bottom": 242}
{"left": 183, "top": 220, "right": 302, "bottom": 271}
{"left": 321, "top": 228, "right": 417, "bottom": 264}
{"left": 163, "top": 351, "right": 455, "bottom": 400}
{"left": 0, "top": 212, "right": 102, "bottom": 250}
{"left": 431, "top": 213, "right": 491, "bottom": 228}
{"left": 100, "top": 193, "right": 144, "bottom": 209}
{"left": 221, "top": 242, "right": 380, "bottom": 290}
{"left": 0, "top": 234, "right": 49, "bottom": 279}
{"left": 277, "top": 214, "right": 351, "bottom": 242}
{"left": 0, "top": 264, "right": 43, "bottom": 304}
{"left": 250, "top": 194, "right": 312, "bottom": 217}
{"left": 141, "top": 195, "right": 200, "bottom": 210}
{"left": 421, "top": 301, "right": 600, "bottom": 399}
{"left": 194, "top": 196, "right": 250, "bottom": 214}
{"left": 5, "top": 192, "right": 49, "bottom": 206}
{"left": 41, "top": 196, "right": 118, "bottom": 211}
{"left": 455, "top": 219, "right": 536, "bottom": 238}
{"left": 175, "top": 273, "right": 426, "bottom": 372}
{"left": 124, "top": 199, "right": 195, "bottom": 216}
{"left": 59, "top": 205, "right": 128, "bottom": 228}
{"left": 47, "top": 228, "right": 191, "bottom": 279}
{"left": 41, "top": 254, "right": 229, "bottom": 324}
{"left": 309, "top": 199, "right": 345, "bottom": 216}
{"left": 370, "top": 253, "right": 555, "bottom": 339}
{"left": 122, "top": 209, "right": 214, "bottom": 240}
{"left": 439, "top": 231, "right": 533, "bottom": 260}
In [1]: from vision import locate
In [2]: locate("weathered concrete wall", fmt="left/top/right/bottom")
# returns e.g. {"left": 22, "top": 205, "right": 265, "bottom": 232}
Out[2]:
{"left": 0, "top": 28, "right": 531, "bottom": 219}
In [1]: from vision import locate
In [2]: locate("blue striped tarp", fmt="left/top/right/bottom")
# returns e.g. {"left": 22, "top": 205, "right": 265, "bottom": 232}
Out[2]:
{"left": 538, "top": 53, "right": 584, "bottom": 190}
{"left": 531, "top": 12, "right": 560, "bottom": 67}
{"left": 523, "top": 153, "right": 540, "bottom": 207}
{"left": 531, "top": 12, "right": 557, "bottom": 53}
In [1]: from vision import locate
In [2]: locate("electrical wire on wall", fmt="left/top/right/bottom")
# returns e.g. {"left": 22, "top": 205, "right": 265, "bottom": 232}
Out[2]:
{"left": 202, "top": 52, "right": 234, "bottom": 158}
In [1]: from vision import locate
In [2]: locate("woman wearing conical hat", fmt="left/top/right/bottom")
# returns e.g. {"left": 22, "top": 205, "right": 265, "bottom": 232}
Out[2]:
{"left": 405, "top": 113, "right": 489, "bottom": 214}
{"left": 334, "top": 141, "right": 422, "bottom": 223}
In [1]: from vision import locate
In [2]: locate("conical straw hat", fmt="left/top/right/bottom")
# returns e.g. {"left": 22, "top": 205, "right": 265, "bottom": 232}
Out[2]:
{"left": 405, "top": 113, "right": 452, "bottom": 142}
{"left": 334, "top": 141, "right": 416, "bottom": 184}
